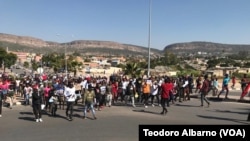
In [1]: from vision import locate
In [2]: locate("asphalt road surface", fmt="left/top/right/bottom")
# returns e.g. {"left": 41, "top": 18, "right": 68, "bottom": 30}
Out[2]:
{"left": 0, "top": 96, "right": 249, "bottom": 141}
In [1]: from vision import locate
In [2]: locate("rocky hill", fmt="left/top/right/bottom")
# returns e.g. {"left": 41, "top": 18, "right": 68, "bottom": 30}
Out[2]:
{"left": 0, "top": 33, "right": 162, "bottom": 57}
{"left": 164, "top": 41, "right": 250, "bottom": 55}
{"left": 2, "top": 33, "right": 248, "bottom": 57}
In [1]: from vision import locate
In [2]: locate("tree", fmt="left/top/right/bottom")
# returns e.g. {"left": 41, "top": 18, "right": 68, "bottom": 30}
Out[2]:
{"left": 207, "top": 59, "right": 220, "bottom": 68}
{"left": 123, "top": 62, "right": 142, "bottom": 78}
{"left": 243, "top": 62, "right": 250, "bottom": 68}
{"left": 23, "top": 61, "right": 29, "bottom": 68}
{"left": 4, "top": 53, "right": 17, "bottom": 68}
{"left": 162, "top": 51, "right": 179, "bottom": 65}
{"left": 42, "top": 53, "right": 65, "bottom": 73}
{"left": 70, "top": 60, "right": 83, "bottom": 76}
{"left": 0, "top": 48, "right": 17, "bottom": 72}
{"left": 31, "top": 59, "right": 38, "bottom": 73}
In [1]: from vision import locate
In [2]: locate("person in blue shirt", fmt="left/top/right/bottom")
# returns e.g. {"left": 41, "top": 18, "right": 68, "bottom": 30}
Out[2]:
{"left": 55, "top": 82, "right": 65, "bottom": 109}
{"left": 217, "top": 74, "right": 230, "bottom": 99}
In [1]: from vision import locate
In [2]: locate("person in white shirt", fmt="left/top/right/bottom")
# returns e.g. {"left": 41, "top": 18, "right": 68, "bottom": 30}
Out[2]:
{"left": 182, "top": 76, "right": 190, "bottom": 101}
{"left": 121, "top": 78, "right": 129, "bottom": 102}
{"left": 64, "top": 82, "right": 76, "bottom": 121}
{"left": 15, "top": 78, "right": 21, "bottom": 96}
{"left": 80, "top": 78, "right": 88, "bottom": 93}
{"left": 24, "top": 84, "right": 33, "bottom": 105}
{"left": 150, "top": 81, "right": 160, "bottom": 106}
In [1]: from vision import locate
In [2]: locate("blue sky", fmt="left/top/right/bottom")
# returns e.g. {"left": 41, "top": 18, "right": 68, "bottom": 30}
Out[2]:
{"left": 0, "top": 0, "right": 250, "bottom": 50}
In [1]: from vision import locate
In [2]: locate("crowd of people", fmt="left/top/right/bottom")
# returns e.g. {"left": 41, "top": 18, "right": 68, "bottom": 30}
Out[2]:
{"left": 0, "top": 71, "right": 247, "bottom": 122}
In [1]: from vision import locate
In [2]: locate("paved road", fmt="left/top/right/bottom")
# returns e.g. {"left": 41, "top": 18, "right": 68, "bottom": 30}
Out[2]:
{"left": 0, "top": 96, "right": 249, "bottom": 141}
{"left": 191, "top": 90, "right": 250, "bottom": 104}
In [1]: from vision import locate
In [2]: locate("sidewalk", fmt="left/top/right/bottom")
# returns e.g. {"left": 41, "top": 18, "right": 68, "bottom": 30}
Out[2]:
{"left": 190, "top": 90, "right": 250, "bottom": 104}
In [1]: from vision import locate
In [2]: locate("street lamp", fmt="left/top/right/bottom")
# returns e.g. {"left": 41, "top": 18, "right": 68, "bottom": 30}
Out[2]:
{"left": 147, "top": 0, "right": 152, "bottom": 78}
{"left": 57, "top": 34, "right": 67, "bottom": 81}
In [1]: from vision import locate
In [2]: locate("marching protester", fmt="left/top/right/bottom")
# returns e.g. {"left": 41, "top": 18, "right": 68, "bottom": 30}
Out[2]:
{"left": 106, "top": 81, "right": 113, "bottom": 107}
{"left": 182, "top": 76, "right": 189, "bottom": 101}
{"left": 142, "top": 79, "right": 151, "bottom": 108}
{"left": 231, "top": 75, "right": 236, "bottom": 89}
{"left": 74, "top": 79, "right": 82, "bottom": 105}
{"left": 111, "top": 81, "right": 118, "bottom": 104}
{"left": 32, "top": 86, "right": 43, "bottom": 122}
{"left": 150, "top": 80, "right": 160, "bottom": 107}
{"left": 199, "top": 75, "right": 210, "bottom": 107}
{"left": 135, "top": 77, "right": 143, "bottom": 103}
{"left": 24, "top": 84, "right": 33, "bottom": 105}
{"left": 82, "top": 84, "right": 97, "bottom": 120}
{"left": 169, "top": 77, "right": 176, "bottom": 105}
{"left": 55, "top": 81, "right": 65, "bottom": 110}
{"left": 48, "top": 85, "right": 58, "bottom": 117}
{"left": 64, "top": 81, "right": 76, "bottom": 121}
{"left": 43, "top": 83, "right": 51, "bottom": 112}
{"left": 176, "top": 76, "right": 184, "bottom": 102}
{"left": 188, "top": 74, "right": 194, "bottom": 95}
{"left": 240, "top": 74, "right": 248, "bottom": 93}
{"left": 160, "top": 77, "right": 171, "bottom": 115}
{"left": 99, "top": 80, "right": 107, "bottom": 108}
{"left": 195, "top": 75, "right": 202, "bottom": 93}
{"left": 125, "top": 79, "right": 136, "bottom": 107}
{"left": 217, "top": 74, "right": 231, "bottom": 99}
{"left": 240, "top": 74, "right": 250, "bottom": 100}
{"left": 1, "top": 80, "right": 9, "bottom": 105}
{"left": 7, "top": 84, "right": 15, "bottom": 109}
{"left": 0, "top": 86, "right": 3, "bottom": 117}
{"left": 212, "top": 77, "right": 219, "bottom": 96}
{"left": 15, "top": 78, "right": 21, "bottom": 97}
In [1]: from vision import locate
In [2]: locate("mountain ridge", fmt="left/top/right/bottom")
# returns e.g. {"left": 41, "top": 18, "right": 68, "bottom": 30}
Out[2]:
{"left": 164, "top": 41, "right": 250, "bottom": 54}
{"left": 1, "top": 33, "right": 249, "bottom": 56}
{"left": 0, "top": 33, "right": 162, "bottom": 56}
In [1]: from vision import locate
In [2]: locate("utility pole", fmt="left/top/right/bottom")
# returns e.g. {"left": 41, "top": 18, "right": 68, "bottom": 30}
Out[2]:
{"left": 147, "top": 0, "right": 152, "bottom": 78}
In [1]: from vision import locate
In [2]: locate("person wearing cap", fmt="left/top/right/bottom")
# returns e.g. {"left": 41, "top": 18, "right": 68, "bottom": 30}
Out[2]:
{"left": 82, "top": 84, "right": 97, "bottom": 120}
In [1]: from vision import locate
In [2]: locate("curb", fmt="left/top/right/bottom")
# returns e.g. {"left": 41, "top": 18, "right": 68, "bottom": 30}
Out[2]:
{"left": 190, "top": 94, "right": 250, "bottom": 104}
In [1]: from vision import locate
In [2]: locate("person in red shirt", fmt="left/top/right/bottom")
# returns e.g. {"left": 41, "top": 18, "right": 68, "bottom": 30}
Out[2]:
{"left": 0, "top": 79, "right": 3, "bottom": 117}
{"left": 43, "top": 83, "right": 51, "bottom": 111}
{"left": 42, "top": 74, "right": 47, "bottom": 81}
{"left": 240, "top": 74, "right": 248, "bottom": 93}
{"left": 195, "top": 76, "right": 202, "bottom": 93}
{"left": 199, "top": 75, "right": 210, "bottom": 107}
{"left": 111, "top": 81, "right": 118, "bottom": 103}
{"left": 231, "top": 76, "right": 236, "bottom": 89}
{"left": 1, "top": 80, "right": 9, "bottom": 104}
{"left": 160, "top": 77, "right": 172, "bottom": 115}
